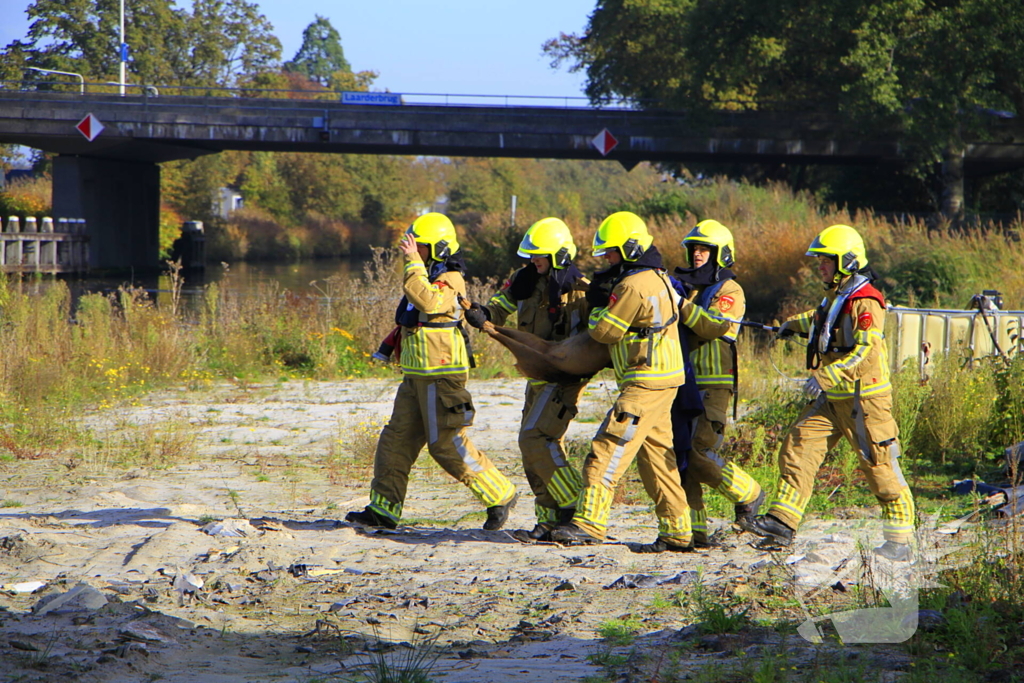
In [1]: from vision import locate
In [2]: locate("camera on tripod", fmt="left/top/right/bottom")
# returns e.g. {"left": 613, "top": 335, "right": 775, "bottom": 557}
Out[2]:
{"left": 968, "top": 289, "right": 1003, "bottom": 311}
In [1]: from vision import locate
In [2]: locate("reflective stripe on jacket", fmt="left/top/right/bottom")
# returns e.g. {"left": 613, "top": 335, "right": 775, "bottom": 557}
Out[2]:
{"left": 399, "top": 258, "right": 470, "bottom": 377}
{"left": 784, "top": 283, "right": 891, "bottom": 400}
{"left": 485, "top": 267, "right": 590, "bottom": 342}
{"left": 681, "top": 278, "right": 744, "bottom": 389}
{"left": 589, "top": 268, "right": 685, "bottom": 389}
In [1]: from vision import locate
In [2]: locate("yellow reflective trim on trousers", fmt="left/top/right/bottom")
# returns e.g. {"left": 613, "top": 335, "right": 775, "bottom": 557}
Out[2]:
{"left": 575, "top": 485, "right": 613, "bottom": 533}
{"left": 549, "top": 467, "right": 583, "bottom": 508}
{"left": 881, "top": 488, "right": 915, "bottom": 540}
{"left": 768, "top": 480, "right": 808, "bottom": 526}
{"left": 468, "top": 468, "right": 515, "bottom": 507}
{"left": 535, "top": 503, "right": 559, "bottom": 525}
{"left": 658, "top": 513, "right": 692, "bottom": 543}
{"left": 690, "top": 508, "right": 707, "bottom": 535}
{"left": 717, "top": 462, "right": 756, "bottom": 504}
{"left": 369, "top": 490, "right": 402, "bottom": 522}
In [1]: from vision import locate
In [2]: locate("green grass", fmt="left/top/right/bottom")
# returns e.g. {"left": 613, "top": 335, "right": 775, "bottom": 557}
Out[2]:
{"left": 597, "top": 617, "right": 643, "bottom": 646}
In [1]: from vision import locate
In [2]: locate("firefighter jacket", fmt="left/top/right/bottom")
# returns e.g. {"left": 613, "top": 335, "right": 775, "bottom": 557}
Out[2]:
{"left": 679, "top": 278, "right": 745, "bottom": 389}
{"left": 783, "top": 275, "right": 891, "bottom": 400}
{"left": 485, "top": 265, "right": 591, "bottom": 342}
{"left": 397, "top": 253, "right": 471, "bottom": 378}
{"left": 589, "top": 263, "right": 685, "bottom": 390}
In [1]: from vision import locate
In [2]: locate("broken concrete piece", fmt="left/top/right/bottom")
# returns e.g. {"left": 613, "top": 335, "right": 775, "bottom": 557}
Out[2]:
{"left": 34, "top": 582, "right": 107, "bottom": 615}
{"left": 200, "top": 518, "right": 257, "bottom": 537}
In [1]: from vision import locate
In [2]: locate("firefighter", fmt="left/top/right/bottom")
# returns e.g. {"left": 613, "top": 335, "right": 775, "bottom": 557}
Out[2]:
{"left": 346, "top": 213, "right": 519, "bottom": 530}
{"left": 464, "top": 218, "right": 591, "bottom": 541}
{"left": 750, "top": 225, "right": 916, "bottom": 561}
{"left": 674, "top": 220, "right": 764, "bottom": 546}
{"left": 549, "top": 211, "right": 694, "bottom": 553}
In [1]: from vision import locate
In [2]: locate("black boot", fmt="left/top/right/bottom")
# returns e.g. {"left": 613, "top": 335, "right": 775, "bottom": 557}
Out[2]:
{"left": 873, "top": 540, "right": 912, "bottom": 562}
{"left": 734, "top": 489, "right": 765, "bottom": 532}
{"left": 483, "top": 492, "right": 518, "bottom": 531}
{"left": 692, "top": 531, "right": 722, "bottom": 549}
{"left": 344, "top": 507, "right": 397, "bottom": 530}
{"left": 749, "top": 514, "right": 794, "bottom": 546}
{"left": 511, "top": 524, "right": 552, "bottom": 543}
{"left": 631, "top": 538, "right": 695, "bottom": 553}
{"left": 549, "top": 523, "right": 602, "bottom": 546}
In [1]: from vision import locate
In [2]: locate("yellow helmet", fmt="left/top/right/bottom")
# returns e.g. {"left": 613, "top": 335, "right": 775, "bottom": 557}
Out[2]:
{"left": 593, "top": 211, "right": 654, "bottom": 262}
{"left": 683, "top": 219, "right": 735, "bottom": 268}
{"left": 407, "top": 212, "right": 459, "bottom": 261}
{"left": 517, "top": 217, "right": 577, "bottom": 269}
{"left": 806, "top": 224, "right": 867, "bottom": 276}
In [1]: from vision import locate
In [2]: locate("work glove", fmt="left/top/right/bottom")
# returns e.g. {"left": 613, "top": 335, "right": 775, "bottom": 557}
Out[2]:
{"left": 586, "top": 284, "right": 611, "bottom": 308}
{"left": 777, "top": 319, "right": 799, "bottom": 339}
{"left": 464, "top": 303, "right": 489, "bottom": 330}
{"left": 802, "top": 376, "right": 823, "bottom": 400}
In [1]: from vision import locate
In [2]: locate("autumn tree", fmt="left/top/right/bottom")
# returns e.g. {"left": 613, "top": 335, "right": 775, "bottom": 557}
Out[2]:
{"left": 546, "top": 0, "right": 1024, "bottom": 219}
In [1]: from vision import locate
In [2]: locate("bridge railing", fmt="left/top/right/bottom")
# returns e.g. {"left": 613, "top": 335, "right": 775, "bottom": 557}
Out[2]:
{"left": 2, "top": 77, "right": 862, "bottom": 116}
{"left": 0, "top": 77, "right": 635, "bottom": 110}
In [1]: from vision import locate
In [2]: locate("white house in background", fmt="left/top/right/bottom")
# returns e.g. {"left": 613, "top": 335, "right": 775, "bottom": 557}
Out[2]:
{"left": 214, "top": 187, "right": 244, "bottom": 219}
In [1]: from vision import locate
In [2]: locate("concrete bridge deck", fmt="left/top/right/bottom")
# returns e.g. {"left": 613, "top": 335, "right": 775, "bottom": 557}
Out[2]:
{"left": 1, "top": 90, "right": 1023, "bottom": 270}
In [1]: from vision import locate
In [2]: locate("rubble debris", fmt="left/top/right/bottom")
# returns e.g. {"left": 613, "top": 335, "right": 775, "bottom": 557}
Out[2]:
{"left": 604, "top": 571, "right": 699, "bottom": 589}
{"left": 951, "top": 479, "right": 1024, "bottom": 517}
{"left": 200, "top": 518, "right": 257, "bottom": 537}
{"left": 34, "top": 582, "right": 108, "bottom": 615}
{"left": 4, "top": 580, "right": 47, "bottom": 594}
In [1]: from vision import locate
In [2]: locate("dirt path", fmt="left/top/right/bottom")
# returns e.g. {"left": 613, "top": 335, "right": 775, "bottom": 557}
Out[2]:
{"left": 0, "top": 379, "right": 952, "bottom": 682}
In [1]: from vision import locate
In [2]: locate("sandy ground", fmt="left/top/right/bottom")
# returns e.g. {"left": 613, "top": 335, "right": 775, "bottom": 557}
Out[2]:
{"left": 0, "top": 378, "right": 963, "bottom": 682}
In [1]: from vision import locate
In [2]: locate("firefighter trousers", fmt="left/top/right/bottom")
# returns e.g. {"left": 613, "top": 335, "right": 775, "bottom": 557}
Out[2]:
{"left": 367, "top": 376, "right": 516, "bottom": 524}
{"left": 519, "top": 379, "right": 587, "bottom": 526}
{"left": 572, "top": 385, "right": 691, "bottom": 545}
{"left": 685, "top": 387, "right": 762, "bottom": 537}
{"left": 766, "top": 392, "right": 915, "bottom": 543}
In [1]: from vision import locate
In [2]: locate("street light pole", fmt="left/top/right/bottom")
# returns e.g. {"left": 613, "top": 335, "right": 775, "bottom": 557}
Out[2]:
{"left": 26, "top": 67, "right": 86, "bottom": 94}
{"left": 119, "top": 0, "right": 126, "bottom": 95}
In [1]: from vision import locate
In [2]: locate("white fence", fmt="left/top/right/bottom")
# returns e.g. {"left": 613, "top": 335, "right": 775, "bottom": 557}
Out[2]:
{"left": 1, "top": 215, "right": 89, "bottom": 273}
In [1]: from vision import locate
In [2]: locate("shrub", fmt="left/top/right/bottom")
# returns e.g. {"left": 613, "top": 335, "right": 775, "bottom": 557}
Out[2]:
{"left": 912, "top": 355, "right": 998, "bottom": 466}
{"left": 0, "top": 175, "right": 51, "bottom": 217}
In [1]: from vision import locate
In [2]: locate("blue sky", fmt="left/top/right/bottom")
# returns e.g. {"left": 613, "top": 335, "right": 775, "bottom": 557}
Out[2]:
{"left": 0, "top": 0, "right": 595, "bottom": 98}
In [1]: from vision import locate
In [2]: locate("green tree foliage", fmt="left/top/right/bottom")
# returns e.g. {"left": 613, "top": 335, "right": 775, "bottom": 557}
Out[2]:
{"left": 284, "top": 15, "right": 350, "bottom": 86}
{"left": 545, "top": 0, "right": 1024, "bottom": 213}
{"left": 1, "top": 0, "right": 281, "bottom": 89}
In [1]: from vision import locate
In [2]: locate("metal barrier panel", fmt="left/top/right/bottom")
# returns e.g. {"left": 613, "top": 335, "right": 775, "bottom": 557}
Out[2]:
{"left": 890, "top": 306, "right": 1024, "bottom": 374}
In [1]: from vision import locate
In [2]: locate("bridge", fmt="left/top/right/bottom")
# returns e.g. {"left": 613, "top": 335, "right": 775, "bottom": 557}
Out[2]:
{"left": 2, "top": 89, "right": 1023, "bottom": 270}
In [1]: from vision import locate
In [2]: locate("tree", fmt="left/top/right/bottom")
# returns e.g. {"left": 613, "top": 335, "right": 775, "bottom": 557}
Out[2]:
{"left": 0, "top": 0, "right": 281, "bottom": 89}
{"left": 187, "top": 0, "right": 281, "bottom": 88}
{"left": 284, "top": 16, "right": 350, "bottom": 87}
{"left": 545, "top": 0, "right": 1024, "bottom": 219}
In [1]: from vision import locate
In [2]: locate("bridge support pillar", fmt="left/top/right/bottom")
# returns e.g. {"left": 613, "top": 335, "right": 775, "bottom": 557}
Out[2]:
{"left": 52, "top": 156, "right": 161, "bottom": 271}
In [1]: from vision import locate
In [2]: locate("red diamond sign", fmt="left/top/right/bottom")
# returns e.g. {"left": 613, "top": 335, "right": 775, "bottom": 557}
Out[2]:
{"left": 76, "top": 113, "right": 104, "bottom": 142}
{"left": 591, "top": 128, "right": 618, "bottom": 156}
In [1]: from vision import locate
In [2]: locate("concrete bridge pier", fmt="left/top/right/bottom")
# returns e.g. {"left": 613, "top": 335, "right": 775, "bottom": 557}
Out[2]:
{"left": 52, "top": 156, "right": 161, "bottom": 271}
